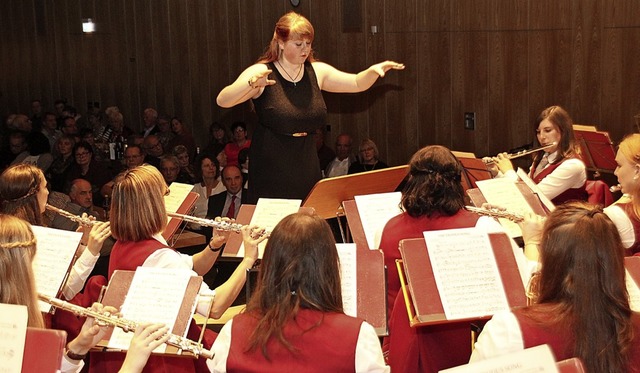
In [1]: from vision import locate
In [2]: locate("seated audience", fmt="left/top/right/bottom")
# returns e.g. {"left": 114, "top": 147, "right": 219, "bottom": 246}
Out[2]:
{"left": 63, "top": 141, "right": 113, "bottom": 207}
{"left": 471, "top": 202, "right": 640, "bottom": 373}
{"left": 223, "top": 121, "right": 251, "bottom": 167}
{"left": 192, "top": 154, "right": 227, "bottom": 223}
{"left": 156, "top": 114, "right": 175, "bottom": 149}
{"left": 166, "top": 117, "right": 197, "bottom": 161}
{"left": 207, "top": 165, "right": 247, "bottom": 220}
{"left": 41, "top": 111, "right": 61, "bottom": 149}
{"left": 348, "top": 138, "right": 388, "bottom": 174}
{"left": 0, "top": 131, "right": 28, "bottom": 170}
{"left": 11, "top": 130, "right": 54, "bottom": 172}
{"left": 202, "top": 121, "right": 229, "bottom": 155}
{"left": 172, "top": 144, "right": 197, "bottom": 184}
{"left": 315, "top": 127, "right": 335, "bottom": 172}
{"left": 142, "top": 134, "right": 164, "bottom": 169}
{"left": 325, "top": 133, "right": 355, "bottom": 177}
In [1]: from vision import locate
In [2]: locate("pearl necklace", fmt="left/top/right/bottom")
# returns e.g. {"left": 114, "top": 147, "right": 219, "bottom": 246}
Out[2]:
{"left": 276, "top": 60, "right": 303, "bottom": 87}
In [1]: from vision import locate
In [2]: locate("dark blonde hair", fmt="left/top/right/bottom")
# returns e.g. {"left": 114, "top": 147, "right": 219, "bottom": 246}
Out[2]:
{"left": 357, "top": 138, "right": 380, "bottom": 163}
{"left": 525, "top": 201, "right": 633, "bottom": 373}
{"left": 0, "top": 164, "right": 45, "bottom": 225}
{"left": 0, "top": 214, "right": 44, "bottom": 328}
{"left": 246, "top": 212, "right": 342, "bottom": 360}
{"left": 531, "top": 105, "right": 579, "bottom": 167}
{"left": 618, "top": 133, "right": 640, "bottom": 218}
{"left": 110, "top": 165, "right": 167, "bottom": 242}
{"left": 257, "top": 12, "right": 317, "bottom": 64}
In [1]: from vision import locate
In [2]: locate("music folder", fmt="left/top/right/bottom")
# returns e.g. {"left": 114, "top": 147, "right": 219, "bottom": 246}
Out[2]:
{"left": 96, "top": 269, "right": 203, "bottom": 356}
{"left": 162, "top": 191, "right": 199, "bottom": 241}
{"left": 23, "top": 328, "right": 67, "bottom": 373}
{"left": 398, "top": 233, "right": 527, "bottom": 327}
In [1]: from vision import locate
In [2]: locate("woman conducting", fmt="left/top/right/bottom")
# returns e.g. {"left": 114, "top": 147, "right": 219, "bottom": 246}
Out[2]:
{"left": 471, "top": 202, "right": 640, "bottom": 372}
{"left": 217, "top": 11, "right": 404, "bottom": 203}
{"left": 489, "top": 105, "right": 587, "bottom": 205}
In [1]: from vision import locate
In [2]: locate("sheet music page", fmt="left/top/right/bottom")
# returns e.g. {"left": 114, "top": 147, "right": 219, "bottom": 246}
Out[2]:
{"left": 354, "top": 192, "right": 403, "bottom": 250}
{"left": 441, "top": 344, "right": 558, "bottom": 373}
{"left": 165, "top": 182, "right": 194, "bottom": 219}
{"left": 626, "top": 269, "right": 640, "bottom": 312}
{"left": 108, "top": 267, "right": 193, "bottom": 352}
{"left": 516, "top": 168, "right": 556, "bottom": 212}
{"left": 31, "top": 226, "right": 82, "bottom": 312}
{"left": 336, "top": 244, "right": 358, "bottom": 317}
{"left": 237, "top": 198, "right": 302, "bottom": 258}
{"left": 424, "top": 228, "right": 509, "bottom": 320}
{"left": 0, "top": 304, "right": 28, "bottom": 373}
{"left": 476, "top": 178, "right": 534, "bottom": 237}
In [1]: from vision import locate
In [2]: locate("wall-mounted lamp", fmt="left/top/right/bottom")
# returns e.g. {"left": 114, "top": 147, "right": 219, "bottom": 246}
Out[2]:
{"left": 82, "top": 18, "right": 96, "bottom": 33}
{"left": 370, "top": 25, "right": 378, "bottom": 35}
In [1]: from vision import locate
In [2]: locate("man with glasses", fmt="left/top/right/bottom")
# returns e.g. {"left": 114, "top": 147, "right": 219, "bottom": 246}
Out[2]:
{"left": 142, "top": 134, "right": 164, "bottom": 169}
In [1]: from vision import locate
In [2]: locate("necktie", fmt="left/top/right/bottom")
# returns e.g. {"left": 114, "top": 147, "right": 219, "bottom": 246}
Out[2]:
{"left": 534, "top": 154, "right": 549, "bottom": 177}
{"left": 226, "top": 195, "right": 236, "bottom": 219}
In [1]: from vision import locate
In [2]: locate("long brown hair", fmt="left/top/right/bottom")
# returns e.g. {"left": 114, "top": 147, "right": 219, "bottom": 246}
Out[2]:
{"left": 0, "top": 164, "right": 45, "bottom": 225}
{"left": 257, "top": 12, "right": 317, "bottom": 64}
{"left": 0, "top": 214, "right": 45, "bottom": 328}
{"left": 110, "top": 165, "right": 167, "bottom": 242}
{"left": 245, "top": 212, "right": 343, "bottom": 360}
{"left": 524, "top": 201, "right": 633, "bottom": 373}
{"left": 531, "top": 105, "right": 579, "bottom": 168}
{"left": 401, "top": 145, "right": 464, "bottom": 218}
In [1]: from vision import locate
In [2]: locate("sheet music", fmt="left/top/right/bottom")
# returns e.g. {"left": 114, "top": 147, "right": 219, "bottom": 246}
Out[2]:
{"left": 336, "top": 244, "right": 358, "bottom": 317}
{"left": 441, "top": 344, "right": 558, "bottom": 373}
{"left": 626, "top": 269, "right": 640, "bottom": 312}
{"left": 424, "top": 228, "right": 509, "bottom": 320}
{"left": 0, "top": 304, "right": 27, "bottom": 373}
{"left": 165, "top": 182, "right": 194, "bottom": 219}
{"left": 31, "top": 226, "right": 82, "bottom": 312}
{"left": 516, "top": 168, "right": 556, "bottom": 212}
{"left": 354, "top": 192, "right": 403, "bottom": 250}
{"left": 108, "top": 267, "right": 193, "bottom": 352}
{"left": 237, "top": 198, "right": 302, "bottom": 258}
{"left": 476, "top": 178, "right": 535, "bottom": 237}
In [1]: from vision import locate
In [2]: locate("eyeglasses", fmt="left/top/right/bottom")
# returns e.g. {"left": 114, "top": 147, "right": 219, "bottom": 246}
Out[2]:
{"left": 147, "top": 143, "right": 162, "bottom": 149}
{"left": 75, "top": 151, "right": 90, "bottom": 157}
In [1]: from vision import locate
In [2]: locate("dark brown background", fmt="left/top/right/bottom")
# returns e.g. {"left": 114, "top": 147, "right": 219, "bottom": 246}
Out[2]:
{"left": 1, "top": 0, "right": 639, "bottom": 166}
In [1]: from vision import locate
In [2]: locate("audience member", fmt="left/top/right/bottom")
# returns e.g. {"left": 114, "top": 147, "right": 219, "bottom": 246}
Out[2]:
{"left": 41, "top": 112, "right": 61, "bottom": 149}
{"left": 223, "top": 121, "right": 251, "bottom": 167}
{"left": 63, "top": 141, "right": 113, "bottom": 207}
{"left": 0, "top": 131, "right": 28, "bottom": 170}
{"left": 142, "top": 134, "right": 164, "bottom": 169}
{"left": 159, "top": 155, "right": 181, "bottom": 185}
{"left": 191, "top": 154, "right": 227, "bottom": 223}
{"left": 51, "top": 179, "right": 105, "bottom": 230}
{"left": 207, "top": 165, "right": 247, "bottom": 220}
{"left": 172, "top": 144, "right": 197, "bottom": 184}
{"left": 141, "top": 107, "right": 159, "bottom": 137}
{"left": 7, "top": 113, "right": 33, "bottom": 133}
{"left": 166, "top": 117, "right": 197, "bottom": 161}
{"left": 325, "top": 133, "right": 354, "bottom": 177}
{"left": 348, "top": 138, "right": 388, "bottom": 174}
{"left": 202, "top": 121, "right": 229, "bottom": 155}
{"left": 156, "top": 114, "right": 174, "bottom": 149}
{"left": 47, "top": 135, "right": 76, "bottom": 192}
{"left": 99, "top": 144, "right": 146, "bottom": 199}
{"left": 30, "top": 98, "right": 44, "bottom": 130}
{"left": 11, "top": 130, "right": 54, "bottom": 172}
{"left": 61, "top": 116, "right": 80, "bottom": 140}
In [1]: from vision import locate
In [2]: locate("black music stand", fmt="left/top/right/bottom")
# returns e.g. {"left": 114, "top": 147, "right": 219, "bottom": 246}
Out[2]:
{"left": 572, "top": 125, "right": 616, "bottom": 176}
{"left": 452, "top": 151, "right": 494, "bottom": 191}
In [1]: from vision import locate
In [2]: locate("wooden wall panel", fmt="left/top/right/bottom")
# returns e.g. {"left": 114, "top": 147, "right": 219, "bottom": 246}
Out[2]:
{"left": 2, "top": 0, "right": 640, "bottom": 170}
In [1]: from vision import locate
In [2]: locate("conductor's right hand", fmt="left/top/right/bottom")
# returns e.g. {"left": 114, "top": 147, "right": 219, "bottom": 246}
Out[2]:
{"left": 248, "top": 70, "right": 276, "bottom": 89}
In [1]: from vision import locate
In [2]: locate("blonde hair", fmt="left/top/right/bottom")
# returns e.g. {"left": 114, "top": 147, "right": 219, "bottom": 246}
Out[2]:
{"left": 618, "top": 133, "right": 640, "bottom": 217}
{"left": 257, "top": 12, "right": 316, "bottom": 64}
{"left": 110, "top": 165, "right": 167, "bottom": 242}
{"left": 0, "top": 214, "right": 44, "bottom": 328}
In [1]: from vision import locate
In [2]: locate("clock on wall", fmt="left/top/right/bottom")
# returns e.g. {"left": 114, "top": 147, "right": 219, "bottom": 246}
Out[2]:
{"left": 290, "top": 0, "right": 300, "bottom": 7}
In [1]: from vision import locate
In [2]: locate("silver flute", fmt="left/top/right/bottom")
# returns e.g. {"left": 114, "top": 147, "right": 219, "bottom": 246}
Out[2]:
{"left": 483, "top": 143, "right": 556, "bottom": 165}
{"left": 45, "top": 204, "right": 97, "bottom": 226}
{"left": 38, "top": 293, "right": 214, "bottom": 359}
{"left": 465, "top": 206, "right": 524, "bottom": 223}
{"left": 168, "top": 212, "right": 270, "bottom": 237}
{"left": 610, "top": 184, "right": 622, "bottom": 193}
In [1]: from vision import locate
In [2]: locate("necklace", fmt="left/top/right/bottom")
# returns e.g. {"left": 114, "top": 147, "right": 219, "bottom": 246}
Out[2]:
{"left": 276, "top": 60, "right": 303, "bottom": 86}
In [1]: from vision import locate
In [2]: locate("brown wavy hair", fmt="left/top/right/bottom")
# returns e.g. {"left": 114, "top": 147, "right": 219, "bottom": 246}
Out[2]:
{"left": 0, "top": 214, "right": 44, "bottom": 328}
{"left": 523, "top": 201, "right": 634, "bottom": 373}
{"left": 530, "top": 105, "right": 579, "bottom": 168}
{"left": 0, "top": 164, "right": 45, "bottom": 225}
{"left": 401, "top": 145, "right": 464, "bottom": 218}
{"left": 245, "top": 212, "right": 342, "bottom": 360}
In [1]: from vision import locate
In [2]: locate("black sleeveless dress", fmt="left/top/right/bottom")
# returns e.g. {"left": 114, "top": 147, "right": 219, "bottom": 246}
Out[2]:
{"left": 248, "top": 61, "right": 327, "bottom": 203}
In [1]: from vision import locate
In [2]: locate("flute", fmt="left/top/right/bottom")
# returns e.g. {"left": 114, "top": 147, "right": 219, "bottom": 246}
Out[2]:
{"left": 465, "top": 206, "right": 524, "bottom": 223}
{"left": 610, "top": 184, "right": 622, "bottom": 193}
{"left": 45, "top": 204, "right": 97, "bottom": 226}
{"left": 38, "top": 293, "right": 214, "bottom": 359}
{"left": 483, "top": 143, "right": 556, "bottom": 165}
{"left": 167, "top": 212, "right": 270, "bottom": 237}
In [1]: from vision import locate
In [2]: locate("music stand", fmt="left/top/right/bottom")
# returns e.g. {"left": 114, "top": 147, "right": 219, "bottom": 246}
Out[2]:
{"left": 162, "top": 191, "right": 199, "bottom": 242}
{"left": 572, "top": 125, "right": 617, "bottom": 175}
{"left": 452, "top": 151, "right": 493, "bottom": 190}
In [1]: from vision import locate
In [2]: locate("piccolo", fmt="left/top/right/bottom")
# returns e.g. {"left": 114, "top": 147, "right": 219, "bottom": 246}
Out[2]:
{"left": 610, "top": 184, "right": 622, "bottom": 193}
{"left": 38, "top": 293, "right": 214, "bottom": 359}
{"left": 45, "top": 204, "right": 97, "bottom": 226}
{"left": 483, "top": 143, "right": 556, "bottom": 165}
{"left": 167, "top": 212, "right": 270, "bottom": 237}
{"left": 465, "top": 206, "right": 524, "bottom": 223}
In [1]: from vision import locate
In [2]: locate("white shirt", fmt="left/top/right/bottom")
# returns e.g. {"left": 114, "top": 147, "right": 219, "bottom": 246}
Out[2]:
{"left": 208, "top": 319, "right": 389, "bottom": 373}
{"left": 469, "top": 310, "right": 525, "bottom": 362}
{"left": 142, "top": 234, "right": 216, "bottom": 315}
{"left": 63, "top": 248, "right": 100, "bottom": 300}
{"left": 192, "top": 181, "right": 227, "bottom": 219}
{"left": 502, "top": 151, "right": 587, "bottom": 200}
{"left": 326, "top": 157, "right": 351, "bottom": 178}
{"left": 604, "top": 204, "right": 636, "bottom": 250}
